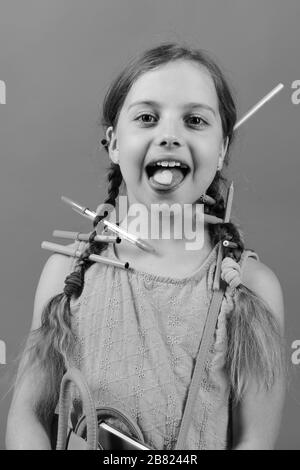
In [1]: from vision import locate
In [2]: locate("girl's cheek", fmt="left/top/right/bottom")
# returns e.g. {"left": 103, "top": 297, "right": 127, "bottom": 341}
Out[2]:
{"left": 195, "top": 148, "right": 219, "bottom": 170}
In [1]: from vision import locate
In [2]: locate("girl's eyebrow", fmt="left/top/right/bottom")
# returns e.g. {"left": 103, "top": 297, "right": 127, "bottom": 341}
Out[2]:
{"left": 127, "top": 100, "right": 216, "bottom": 116}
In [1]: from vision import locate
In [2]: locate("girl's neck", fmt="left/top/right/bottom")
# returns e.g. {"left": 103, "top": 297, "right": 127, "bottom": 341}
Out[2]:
{"left": 114, "top": 210, "right": 213, "bottom": 267}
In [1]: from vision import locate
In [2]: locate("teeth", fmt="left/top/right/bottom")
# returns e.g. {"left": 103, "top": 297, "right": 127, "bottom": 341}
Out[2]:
{"left": 155, "top": 161, "right": 183, "bottom": 167}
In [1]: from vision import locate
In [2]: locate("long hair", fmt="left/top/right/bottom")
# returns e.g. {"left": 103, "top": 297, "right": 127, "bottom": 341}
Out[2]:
{"left": 16, "top": 42, "right": 284, "bottom": 427}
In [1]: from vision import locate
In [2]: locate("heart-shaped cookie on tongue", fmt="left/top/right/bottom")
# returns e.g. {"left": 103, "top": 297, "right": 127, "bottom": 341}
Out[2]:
{"left": 149, "top": 167, "right": 185, "bottom": 190}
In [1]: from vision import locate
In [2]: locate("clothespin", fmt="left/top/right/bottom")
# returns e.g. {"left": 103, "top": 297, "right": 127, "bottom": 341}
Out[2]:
{"left": 213, "top": 182, "right": 234, "bottom": 291}
{"left": 41, "top": 241, "right": 129, "bottom": 270}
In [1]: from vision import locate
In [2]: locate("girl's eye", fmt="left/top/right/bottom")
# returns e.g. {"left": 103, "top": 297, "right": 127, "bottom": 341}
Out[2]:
{"left": 136, "top": 113, "right": 157, "bottom": 124}
{"left": 185, "top": 115, "right": 208, "bottom": 127}
{"left": 135, "top": 113, "right": 208, "bottom": 128}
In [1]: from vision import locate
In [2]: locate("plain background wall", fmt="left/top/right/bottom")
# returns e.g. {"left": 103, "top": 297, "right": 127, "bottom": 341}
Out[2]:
{"left": 0, "top": 0, "right": 300, "bottom": 449}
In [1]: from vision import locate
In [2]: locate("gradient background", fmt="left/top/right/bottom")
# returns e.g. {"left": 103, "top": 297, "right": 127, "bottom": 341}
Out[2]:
{"left": 0, "top": 0, "right": 299, "bottom": 450}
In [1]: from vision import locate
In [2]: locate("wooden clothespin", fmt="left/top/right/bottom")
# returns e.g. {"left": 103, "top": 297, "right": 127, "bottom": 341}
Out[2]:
{"left": 213, "top": 182, "right": 234, "bottom": 291}
{"left": 41, "top": 241, "right": 129, "bottom": 270}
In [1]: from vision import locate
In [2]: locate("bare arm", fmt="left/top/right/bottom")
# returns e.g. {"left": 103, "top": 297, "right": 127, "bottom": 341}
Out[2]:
{"left": 6, "top": 369, "right": 53, "bottom": 450}
{"left": 232, "top": 259, "right": 286, "bottom": 450}
{"left": 6, "top": 251, "right": 74, "bottom": 449}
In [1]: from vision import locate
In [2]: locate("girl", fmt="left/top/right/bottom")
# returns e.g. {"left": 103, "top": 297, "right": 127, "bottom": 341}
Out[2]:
{"left": 6, "top": 43, "right": 285, "bottom": 450}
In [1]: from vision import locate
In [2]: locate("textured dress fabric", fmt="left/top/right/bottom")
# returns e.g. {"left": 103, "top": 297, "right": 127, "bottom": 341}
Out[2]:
{"left": 69, "top": 241, "right": 259, "bottom": 450}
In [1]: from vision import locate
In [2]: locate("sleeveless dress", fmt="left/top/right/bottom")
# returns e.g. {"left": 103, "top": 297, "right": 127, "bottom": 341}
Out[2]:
{"left": 69, "top": 241, "right": 259, "bottom": 450}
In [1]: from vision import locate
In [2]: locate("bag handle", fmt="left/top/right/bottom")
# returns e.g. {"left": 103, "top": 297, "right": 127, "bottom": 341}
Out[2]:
{"left": 56, "top": 368, "right": 99, "bottom": 450}
{"left": 175, "top": 242, "right": 226, "bottom": 449}
{"left": 75, "top": 406, "right": 145, "bottom": 443}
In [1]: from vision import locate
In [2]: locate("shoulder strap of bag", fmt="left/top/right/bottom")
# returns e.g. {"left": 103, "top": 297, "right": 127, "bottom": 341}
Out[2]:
{"left": 175, "top": 242, "right": 226, "bottom": 449}
{"left": 56, "top": 369, "right": 99, "bottom": 450}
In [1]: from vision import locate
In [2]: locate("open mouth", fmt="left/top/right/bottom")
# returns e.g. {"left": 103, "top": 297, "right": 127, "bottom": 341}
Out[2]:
{"left": 145, "top": 160, "right": 190, "bottom": 191}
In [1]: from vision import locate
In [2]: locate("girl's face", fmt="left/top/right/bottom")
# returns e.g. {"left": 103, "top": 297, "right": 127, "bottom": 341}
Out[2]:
{"left": 107, "top": 60, "right": 228, "bottom": 208}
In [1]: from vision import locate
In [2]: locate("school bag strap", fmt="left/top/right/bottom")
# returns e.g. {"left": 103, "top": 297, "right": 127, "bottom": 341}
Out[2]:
{"left": 175, "top": 288, "right": 226, "bottom": 448}
{"left": 56, "top": 367, "right": 99, "bottom": 450}
{"left": 175, "top": 242, "right": 226, "bottom": 449}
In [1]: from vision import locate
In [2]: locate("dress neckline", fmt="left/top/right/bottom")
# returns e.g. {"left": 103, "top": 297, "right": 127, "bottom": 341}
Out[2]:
{"left": 107, "top": 241, "right": 221, "bottom": 285}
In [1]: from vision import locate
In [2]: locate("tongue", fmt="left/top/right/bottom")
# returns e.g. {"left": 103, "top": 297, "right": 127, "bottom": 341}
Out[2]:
{"left": 149, "top": 168, "right": 184, "bottom": 190}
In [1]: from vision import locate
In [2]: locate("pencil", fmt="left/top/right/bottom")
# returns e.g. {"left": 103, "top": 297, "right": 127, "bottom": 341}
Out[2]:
{"left": 61, "top": 196, "right": 97, "bottom": 221}
{"left": 41, "top": 241, "right": 129, "bottom": 269}
{"left": 103, "top": 220, "right": 156, "bottom": 254}
{"left": 204, "top": 214, "right": 224, "bottom": 224}
{"left": 224, "top": 182, "right": 234, "bottom": 223}
{"left": 234, "top": 83, "right": 284, "bottom": 131}
{"left": 53, "top": 230, "right": 120, "bottom": 243}
{"left": 61, "top": 196, "right": 156, "bottom": 254}
{"left": 222, "top": 240, "right": 238, "bottom": 248}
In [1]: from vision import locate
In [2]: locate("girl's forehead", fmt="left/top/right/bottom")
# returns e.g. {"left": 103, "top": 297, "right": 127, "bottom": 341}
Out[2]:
{"left": 123, "top": 60, "right": 218, "bottom": 109}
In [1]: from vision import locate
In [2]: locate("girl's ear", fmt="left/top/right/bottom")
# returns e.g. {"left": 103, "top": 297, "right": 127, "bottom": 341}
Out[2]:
{"left": 106, "top": 126, "right": 119, "bottom": 164}
{"left": 217, "top": 137, "right": 229, "bottom": 171}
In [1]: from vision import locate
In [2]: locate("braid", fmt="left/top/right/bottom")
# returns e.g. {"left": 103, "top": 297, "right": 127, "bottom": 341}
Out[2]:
{"left": 205, "top": 172, "right": 244, "bottom": 262}
{"left": 205, "top": 172, "right": 226, "bottom": 219}
{"left": 16, "top": 163, "right": 123, "bottom": 427}
{"left": 205, "top": 173, "right": 284, "bottom": 401}
{"left": 106, "top": 163, "right": 123, "bottom": 207}
{"left": 64, "top": 162, "right": 123, "bottom": 298}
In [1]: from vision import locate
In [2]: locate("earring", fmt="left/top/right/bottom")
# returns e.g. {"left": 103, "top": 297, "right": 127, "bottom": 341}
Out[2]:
{"left": 101, "top": 138, "right": 108, "bottom": 150}
{"left": 101, "top": 138, "right": 119, "bottom": 164}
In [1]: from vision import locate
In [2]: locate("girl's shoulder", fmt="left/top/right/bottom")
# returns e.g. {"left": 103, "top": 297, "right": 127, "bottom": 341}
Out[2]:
{"left": 240, "top": 250, "right": 285, "bottom": 332}
{"left": 31, "top": 242, "right": 78, "bottom": 331}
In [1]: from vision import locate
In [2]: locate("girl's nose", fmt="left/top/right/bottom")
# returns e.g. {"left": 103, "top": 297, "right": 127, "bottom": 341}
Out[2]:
{"left": 159, "top": 135, "right": 182, "bottom": 148}
{"left": 154, "top": 117, "right": 184, "bottom": 149}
